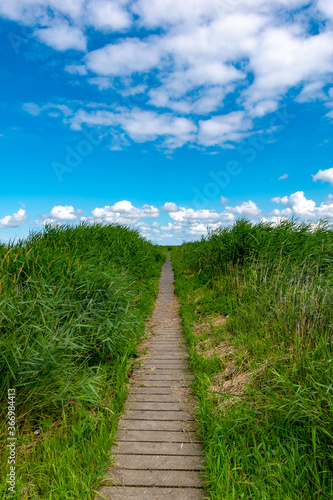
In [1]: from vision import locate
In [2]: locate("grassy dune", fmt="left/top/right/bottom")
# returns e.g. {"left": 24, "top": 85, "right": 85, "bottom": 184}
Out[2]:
{"left": 171, "top": 219, "right": 333, "bottom": 499}
{"left": 0, "top": 223, "right": 166, "bottom": 499}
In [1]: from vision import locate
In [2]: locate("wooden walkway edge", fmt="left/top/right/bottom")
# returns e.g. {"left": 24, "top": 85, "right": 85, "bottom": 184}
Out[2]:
{"left": 94, "top": 254, "right": 205, "bottom": 499}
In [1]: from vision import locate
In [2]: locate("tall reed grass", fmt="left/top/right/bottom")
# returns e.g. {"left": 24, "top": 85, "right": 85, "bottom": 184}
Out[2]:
{"left": 0, "top": 223, "right": 166, "bottom": 499}
{"left": 171, "top": 219, "right": 333, "bottom": 499}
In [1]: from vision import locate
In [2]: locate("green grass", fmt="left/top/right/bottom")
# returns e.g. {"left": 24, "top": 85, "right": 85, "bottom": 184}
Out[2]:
{"left": 171, "top": 219, "right": 333, "bottom": 499}
{"left": 0, "top": 223, "right": 167, "bottom": 499}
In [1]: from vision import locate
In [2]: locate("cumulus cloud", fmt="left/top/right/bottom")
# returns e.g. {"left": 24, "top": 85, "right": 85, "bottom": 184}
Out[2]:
{"left": 86, "top": 38, "right": 161, "bottom": 76}
{"left": 161, "top": 202, "right": 179, "bottom": 212}
{"left": 312, "top": 167, "right": 333, "bottom": 185}
{"left": 0, "top": 209, "right": 28, "bottom": 229}
{"left": 36, "top": 205, "right": 83, "bottom": 226}
{"left": 119, "top": 109, "right": 196, "bottom": 145}
{"left": 199, "top": 112, "right": 253, "bottom": 147}
{"left": 269, "top": 190, "right": 333, "bottom": 220}
{"left": 7, "top": 192, "right": 333, "bottom": 243}
{"left": 151, "top": 203, "right": 246, "bottom": 240}
{"left": 35, "top": 23, "right": 87, "bottom": 51}
{"left": 271, "top": 191, "right": 316, "bottom": 216}
{"left": 225, "top": 201, "right": 262, "bottom": 217}
{"left": 169, "top": 207, "right": 234, "bottom": 223}
{"left": 49, "top": 205, "right": 79, "bottom": 220}
{"left": 12, "top": 0, "right": 333, "bottom": 150}
{"left": 91, "top": 200, "right": 159, "bottom": 224}
{"left": 86, "top": 0, "right": 131, "bottom": 31}
{"left": 243, "top": 27, "right": 333, "bottom": 114}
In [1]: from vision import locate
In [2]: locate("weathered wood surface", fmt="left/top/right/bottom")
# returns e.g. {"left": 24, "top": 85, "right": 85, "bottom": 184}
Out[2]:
{"left": 94, "top": 255, "right": 205, "bottom": 499}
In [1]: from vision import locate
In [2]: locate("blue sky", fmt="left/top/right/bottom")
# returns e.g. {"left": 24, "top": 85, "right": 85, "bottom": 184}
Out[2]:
{"left": 1, "top": 0, "right": 333, "bottom": 245}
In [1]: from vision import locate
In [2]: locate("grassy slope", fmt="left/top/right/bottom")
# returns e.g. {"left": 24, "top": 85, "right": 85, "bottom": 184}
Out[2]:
{"left": 0, "top": 224, "right": 167, "bottom": 499}
{"left": 171, "top": 219, "right": 333, "bottom": 499}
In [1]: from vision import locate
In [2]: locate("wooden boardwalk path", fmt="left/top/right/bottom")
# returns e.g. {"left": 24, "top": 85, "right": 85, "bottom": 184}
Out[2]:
{"left": 95, "top": 254, "right": 205, "bottom": 499}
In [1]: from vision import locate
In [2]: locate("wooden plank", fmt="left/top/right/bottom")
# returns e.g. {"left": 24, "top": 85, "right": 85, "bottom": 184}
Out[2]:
{"left": 104, "top": 469, "right": 203, "bottom": 487}
{"left": 116, "top": 429, "right": 195, "bottom": 442}
{"left": 112, "top": 441, "right": 203, "bottom": 456}
{"left": 97, "top": 487, "right": 203, "bottom": 500}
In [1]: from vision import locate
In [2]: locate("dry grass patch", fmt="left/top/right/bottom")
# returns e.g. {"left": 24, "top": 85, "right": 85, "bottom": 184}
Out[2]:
{"left": 210, "top": 360, "right": 269, "bottom": 409}
{"left": 193, "top": 314, "right": 228, "bottom": 338}
{"left": 203, "top": 341, "right": 235, "bottom": 361}
{"left": 193, "top": 314, "right": 232, "bottom": 362}
{"left": 193, "top": 313, "right": 256, "bottom": 407}
{"left": 210, "top": 371, "right": 253, "bottom": 398}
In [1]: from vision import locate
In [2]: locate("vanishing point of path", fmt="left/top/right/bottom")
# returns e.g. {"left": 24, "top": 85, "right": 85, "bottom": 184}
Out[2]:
{"left": 95, "top": 255, "right": 205, "bottom": 499}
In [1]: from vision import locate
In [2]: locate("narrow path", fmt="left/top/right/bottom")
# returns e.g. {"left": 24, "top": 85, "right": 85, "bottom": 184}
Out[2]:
{"left": 95, "top": 254, "right": 205, "bottom": 499}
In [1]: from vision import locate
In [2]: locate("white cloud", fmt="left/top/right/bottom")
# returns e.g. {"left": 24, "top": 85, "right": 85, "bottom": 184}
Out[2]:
{"left": 120, "top": 84, "right": 146, "bottom": 96}
{"left": 314, "top": 200, "right": 333, "bottom": 219}
{"left": 23, "top": 103, "right": 42, "bottom": 115}
{"left": 161, "top": 202, "right": 179, "bottom": 212}
{"left": 86, "top": 38, "right": 161, "bottom": 76}
{"left": 278, "top": 173, "right": 289, "bottom": 180}
{"left": 168, "top": 207, "right": 235, "bottom": 226}
{"left": 296, "top": 81, "right": 327, "bottom": 103}
{"left": 65, "top": 64, "right": 87, "bottom": 75}
{"left": 261, "top": 215, "right": 289, "bottom": 226}
{"left": 86, "top": 0, "right": 131, "bottom": 31}
{"left": 0, "top": 209, "right": 28, "bottom": 229}
{"left": 109, "top": 131, "right": 130, "bottom": 150}
{"left": 91, "top": 200, "right": 159, "bottom": 224}
{"left": 0, "top": 0, "right": 87, "bottom": 24}
{"left": 23, "top": 102, "right": 73, "bottom": 118}
{"left": 6, "top": 0, "right": 333, "bottom": 150}
{"left": 323, "top": 194, "right": 333, "bottom": 205}
{"left": 317, "top": 0, "right": 333, "bottom": 21}
{"left": 269, "top": 190, "right": 333, "bottom": 220}
{"left": 225, "top": 200, "right": 262, "bottom": 217}
{"left": 87, "top": 77, "right": 114, "bottom": 90}
{"left": 35, "top": 23, "right": 87, "bottom": 52}
{"left": 312, "top": 167, "right": 333, "bottom": 185}
{"left": 49, "top": 205, "right": 79, "bottom": 220}
{"left": 199, "top": 111, "right": 253, "bottom": 147}
{"left": 271, "top": 191, "right": 316, "bottom": 216}
{"left": 119, "top": 109, "right": 196, "bottom": 145}
{"left": 243, "top": 27, "right": 333, "bottom": 114}
{"left": 36, "top": 205, "right": 82, "bottom": 226}
{"left": 5, "top": 191, "right": 333, "bottom": 243}
{"left": 133, "top": 0, "right": 217, "bottom": 27}
{"left": 68, "top": 107, "right": 196, "bottom": 147}
{"left": 220, "top": 196, "right": 229, "bottom": 205}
